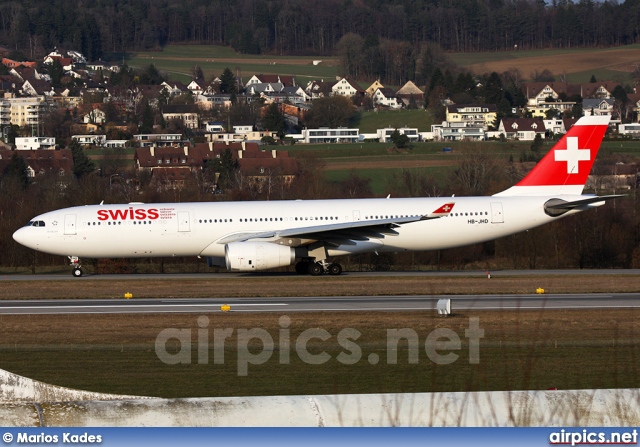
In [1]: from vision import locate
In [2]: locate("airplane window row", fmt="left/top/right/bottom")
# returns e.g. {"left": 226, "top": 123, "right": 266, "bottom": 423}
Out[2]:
{"left": 197, "top": 217, "right": 340, "bottom": 224}
{"left": 84, "top": 221, "right": 154, "bottom": 226}
{"left": 450, "top": 212, "right": 489, "bottom": 217}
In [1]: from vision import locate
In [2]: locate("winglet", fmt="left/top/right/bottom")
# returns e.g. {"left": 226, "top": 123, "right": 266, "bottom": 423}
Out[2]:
{"left": 422, "top": 202, "right": 455, "bottom": 220}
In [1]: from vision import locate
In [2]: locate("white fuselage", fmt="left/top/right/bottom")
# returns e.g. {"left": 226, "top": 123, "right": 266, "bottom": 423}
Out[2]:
{"left": 12, "top": 195, "right": 586, "bottom": 260}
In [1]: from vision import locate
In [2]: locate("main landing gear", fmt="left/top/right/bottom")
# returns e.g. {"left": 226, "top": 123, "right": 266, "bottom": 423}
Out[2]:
{"left": 69, "top": 256, "right": 83, "bottom": 277}
{"left": 295, "top": 260, "right": 343, "bottom": 276}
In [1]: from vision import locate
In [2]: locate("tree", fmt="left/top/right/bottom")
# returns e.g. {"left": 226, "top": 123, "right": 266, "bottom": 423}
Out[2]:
{"left": 590, "top": 75, "right": 597, "bottom": 83}
{"left": 191, "top": 65, "right": 204, "bottom": 80}
{"left": 530, "top": 133, "right": 543, "bottom": 152}
{"left": 304, "top": 96, "right": 356, "bottom": 128}
{"left": 389, "top": 129, "right": 410, "bottom": 149}
{"left": 261, "top": 103, "right": 286, "bottom": 139}
{"left": 69, "top": 140, "right": 95, "bottom": 179}
{"left": 139, "top": 101, "right": 155, "bottom": 133}
{"left": 220, "top": 68, "right": 237, "bottom": 95}
{"left": 207, "top": 148, "right": 239, "bottom": 191}
{"left": 3, "top": 153, "right": 29, "bottom": 189}
{"left": 49, "top": 59, "right": 65, "bottom": 88}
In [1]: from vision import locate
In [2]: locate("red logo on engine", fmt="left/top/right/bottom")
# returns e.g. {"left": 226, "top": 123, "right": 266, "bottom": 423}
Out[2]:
{"left": 97, "top": 207, "right": 160, "bottom": 221}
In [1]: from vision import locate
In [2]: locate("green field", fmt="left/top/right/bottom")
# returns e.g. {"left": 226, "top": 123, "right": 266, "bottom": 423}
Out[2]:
{"left": 126, "top": 44, "right": 339, "bottom": 84}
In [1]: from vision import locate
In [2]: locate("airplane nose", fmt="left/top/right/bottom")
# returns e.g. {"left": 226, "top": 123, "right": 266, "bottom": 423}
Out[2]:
{"left": 12, "top": 227, "right": 33, "bottom": 249}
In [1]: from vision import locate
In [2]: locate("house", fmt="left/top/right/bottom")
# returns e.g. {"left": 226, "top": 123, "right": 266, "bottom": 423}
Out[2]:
{"left": 445, "top": 104, "right": 497, "bottom": 128}
{"left": 187, "top": 79, "right": 207, "bottom": 96}
{"left": 365, "top": 80, "right": 384, "bottom": 97}
{"left": 587, "top": 163, "right": 637, "bottom": 191}
{"left": 288, "top": 128, "right": 360, "bottom": 144}
{"left": 246, "top": 74, "right": 296, "bottom": 87}
{"left": 580, "top": 82, "right": 620, "bottom": 99}
{"left": 246, "top": 82, "right": 284, "bottom": 96}
{"left": 431, "top": 122, "right": 485, "bottom": 141}
{"left": 498, "top": 118, "right": 546, "bottom": 140}
{"left": 522, "top": 82, "right": 575, "bottom": 106}
{"left": 527, "top": 100, "right": 576, "bottom": 118}
{"left": 1, "top": 58, "right": 36, "bottom": 69}
{"left": 372, "top": 88, "right": 402, "bottom": 109}
{"left": 135, "top": 142, "right": 298, "bottom": 190}
{"left": 133, "top": 134, "right": 183, "bottom": 147}
{"left": 21, "top": 79, "right": 54, "bottom": 97}
{"left": 543, "top": 118, "right": 576, "bottom": 135}
{"left": 72, "top": 135, "right": 107, "bottom": 147}
{"left": 43, "top": 55, "right": 74, "bottom": 71}
{"left": 0, "top": 149, "right": 73, "bottom": 177}
{"left": 82, "top": 107, "right": 107, "bottom": 125}
{"left": 162, "top": 105, "right": 199, "bottom": 129}
{"left": 331, "top": 78, "right": 364, "bottom": 97}
{"left": 305, "top": 80, "right": 333, "bottom": 99}
{"left": 396, "top": 81, "right": 425, "bottom": 106}
{"left": 15, "top": 137, "right": 56, "bottom": 150}
{"left": 618, "top": 123, "right": 640, "bottom": 137}
{"left": 582, "top": 98, "right": 614, "bottom": 116}
{"left": 205, "top": 122, "right": 225, "bottom": 133}
{"left": 376, "top": 128, "right": 420, "bottom": 143}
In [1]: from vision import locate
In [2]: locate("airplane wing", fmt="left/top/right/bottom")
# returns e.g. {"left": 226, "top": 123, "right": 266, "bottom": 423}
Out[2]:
{"left": 216, "top": 202, "right": 455, "bottom": 245}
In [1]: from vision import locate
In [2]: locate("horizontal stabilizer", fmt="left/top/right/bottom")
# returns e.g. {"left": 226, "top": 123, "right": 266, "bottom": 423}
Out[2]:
{"left": 544, "top": 195, "right": 624, "bottom": 216}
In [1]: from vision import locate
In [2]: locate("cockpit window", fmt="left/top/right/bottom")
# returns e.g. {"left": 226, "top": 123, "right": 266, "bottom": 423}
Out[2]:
{"left": 32, "top": 221, "right": 45, "bottom": 227}
{"left": 25, "top": 221, "right": 33, "bottom": 227}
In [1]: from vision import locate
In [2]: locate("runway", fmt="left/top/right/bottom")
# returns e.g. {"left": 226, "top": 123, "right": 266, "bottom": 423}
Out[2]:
{"left": 3, "top": 269, "right": 640, "bottom": 281}
{"left": 1, "top": 293, "right": 639, "bottom": 314}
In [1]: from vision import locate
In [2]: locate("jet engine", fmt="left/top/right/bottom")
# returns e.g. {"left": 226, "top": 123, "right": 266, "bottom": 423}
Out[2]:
{"left": 225, "top": 242, "right": 296, "bottom": 272}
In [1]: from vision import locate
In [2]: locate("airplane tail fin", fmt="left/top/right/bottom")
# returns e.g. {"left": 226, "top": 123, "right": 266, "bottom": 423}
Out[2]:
{"left": 494, "top": 115, "right": 610, "bottom": 197}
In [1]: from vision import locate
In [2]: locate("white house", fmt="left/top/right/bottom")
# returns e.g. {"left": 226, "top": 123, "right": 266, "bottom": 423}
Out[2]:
{"left": 287, "top": 128, "right": 360, "bottom": 144}
{"left": 372, "top": 88, "right": 402, "bottom": 109}
{"left": 498, "top": 118, "right": 546, "bottom": 140}
{"left": 72, "top": 135, "right": 107, "bottom": 147}
{"left": 376, "top": 127, "right": 420, "bottom": 142}
{"left": 15, "top": 137, "right": 56, "bottom": 150}
{"left": 82, "top": 108, "right": 107, "bottom": 125}
{"left": 331, "top": 78, "right": 364, "bottom": 97}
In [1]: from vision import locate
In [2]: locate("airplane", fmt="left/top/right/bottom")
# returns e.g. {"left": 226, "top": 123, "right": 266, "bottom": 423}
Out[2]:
{"left": 13, "top": 115, "right": 621, "bottom": 277}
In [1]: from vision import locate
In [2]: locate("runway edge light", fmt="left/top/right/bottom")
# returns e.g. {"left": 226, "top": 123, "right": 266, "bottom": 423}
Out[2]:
{"left": 124, "top": 292, "right": 133, "bottom": 299}
{"left": 436, "top": 298, "right": 451, "bottom": 316}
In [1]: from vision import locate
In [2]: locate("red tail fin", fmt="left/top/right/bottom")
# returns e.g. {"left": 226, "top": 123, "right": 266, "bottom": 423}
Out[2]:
{"left": 495, "top": 115, "right": 609, "bottom": 196}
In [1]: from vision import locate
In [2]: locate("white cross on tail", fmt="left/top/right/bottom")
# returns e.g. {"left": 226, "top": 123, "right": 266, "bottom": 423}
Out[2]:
{"left": 554, "top": 136, "right": 590, "bottom": 174}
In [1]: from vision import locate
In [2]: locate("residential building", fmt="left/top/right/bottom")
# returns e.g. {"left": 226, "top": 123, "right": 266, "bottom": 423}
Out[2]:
{"left": 372, "top": 88, "right": 402, "bottom": 109}
{"left": 162, "top": 105, "right": 199, "bottom": 129}
{"left": 8, "top": 96, "right": 47, "bottom": 130}
{"left": 445, "top": 104, "right": 497, "bottom": 128}
{"left": 72, "top": 135, "right": 107, "bottom": 147}
{"left": 396, "top": 81, "right": 425, "bottom": 106}
{"left": 365, "top": 80, "right": 384, "bottom": 97}
{"left": 498, "top": 118, "right": 546, "bottom": 140}
{"left": 376, "top": 128, "right": 420, "bottom": 143}
{"left": 431, "top": 122, "right": 485, "bottom": 141}
{"left": 289, "top": 128, "right": 359, "bottom": 144}
{"left": 331, "top": 78, "right": 364, "bottom": 97}
{"left": 583, "top": 98, "right": 614, "bottom": 116}
{"left": 133, "top": 134, "right": 183, "bottom": 147}
{"left": 15, "top": 137, "right": 56, "bottom": 150}
{"left": 0, "top": 149, "right": 73, "bottom": 177}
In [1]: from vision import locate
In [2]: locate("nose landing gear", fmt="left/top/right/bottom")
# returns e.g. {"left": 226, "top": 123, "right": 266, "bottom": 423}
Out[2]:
{"left": 69, "top": 256, "right": 83, "bottom": 277}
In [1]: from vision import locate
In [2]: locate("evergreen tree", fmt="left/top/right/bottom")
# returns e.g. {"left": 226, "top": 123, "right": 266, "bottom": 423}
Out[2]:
{"left": 220, "top": 68, "right": 237, "bottom": 95}
{"left": 590, "top": 75, "right": 597, "bottom": 83}
{"left": 207, "top": 148, "right": 239, "bottom": 191}
{"left": 390, "top": 129, "right": 410, "bottom": 149}
{"left": 139, "top": 101, "right": 155, "bottom": 133}
{"left": 69, "top": 140, "right": 95, "bottom": 179}
{"left": 530, "top": 133, "right": 543, "bottom": 152}
{"left": 3, "top": 153, "right": 29, "bottom": 189}
{"left": 261, "top": 103, "right": 286, "bottom": 139}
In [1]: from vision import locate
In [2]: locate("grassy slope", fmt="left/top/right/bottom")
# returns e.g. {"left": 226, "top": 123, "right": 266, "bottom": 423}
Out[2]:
{"left": 126, "top": 44, "right": 338, "bottom": 84}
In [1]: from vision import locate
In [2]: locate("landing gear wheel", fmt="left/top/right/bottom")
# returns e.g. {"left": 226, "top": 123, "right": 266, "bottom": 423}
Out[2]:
{"left": 72, "top": 268, "right": 83, "bottom": 277}
{"left": 295, "top": 261, "right": 310, "bottom": 275}
{"left": 308, "top": 262, "right": 324, "bottom": 276}
{"left": 328, "top": 263, "right": 343, "bottom": 275}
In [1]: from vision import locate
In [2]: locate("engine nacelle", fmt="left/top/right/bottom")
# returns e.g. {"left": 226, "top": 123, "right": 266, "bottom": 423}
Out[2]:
{"left": 225, "top": 242, "right": 296, "bottom": 272}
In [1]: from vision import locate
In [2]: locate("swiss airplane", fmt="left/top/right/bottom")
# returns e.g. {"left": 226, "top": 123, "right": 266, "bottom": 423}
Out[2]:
{"left": 13, "top": 115, "right": 620, "bottom": 277}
